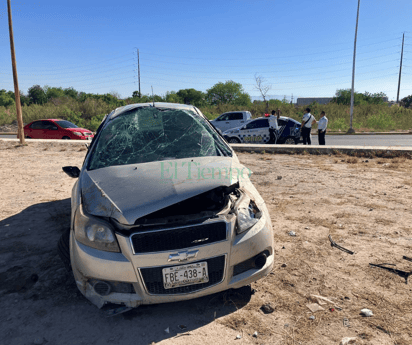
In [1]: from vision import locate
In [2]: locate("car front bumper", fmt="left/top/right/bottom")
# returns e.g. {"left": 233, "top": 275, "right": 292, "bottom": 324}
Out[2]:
{"left": 70, "top": 213, "right": 274, "bottom": 308}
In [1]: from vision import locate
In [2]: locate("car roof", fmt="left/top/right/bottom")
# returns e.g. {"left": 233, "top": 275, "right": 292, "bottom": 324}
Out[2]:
{"left": 250, "top": 116, "right": 300, "bottom": 124}
{"left": 108, "top": 102, "right": 200, "bottom": 120}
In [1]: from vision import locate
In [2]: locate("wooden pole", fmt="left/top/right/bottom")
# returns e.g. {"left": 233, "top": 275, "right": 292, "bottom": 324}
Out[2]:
{"left": 7, "top": 0, "right": 25, "bottom": 145}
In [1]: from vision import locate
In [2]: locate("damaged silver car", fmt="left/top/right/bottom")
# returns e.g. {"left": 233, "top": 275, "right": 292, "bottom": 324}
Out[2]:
{"left": 60, "top": 102, "right": 274, "bottom": 308}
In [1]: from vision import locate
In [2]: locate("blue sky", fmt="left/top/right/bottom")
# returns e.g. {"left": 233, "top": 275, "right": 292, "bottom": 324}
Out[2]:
{"left": 0, "top": 0, "right": 411, "bottom": 101}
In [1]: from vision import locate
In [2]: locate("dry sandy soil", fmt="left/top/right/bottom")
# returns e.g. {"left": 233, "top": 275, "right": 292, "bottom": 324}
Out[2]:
{"left": 0, "top": 140, "right": 411, "bottom": 345}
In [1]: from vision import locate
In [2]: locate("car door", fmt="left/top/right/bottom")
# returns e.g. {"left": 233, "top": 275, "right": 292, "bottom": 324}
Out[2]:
{"left": 241, "top": 119, "right": 269, "bottom": 144}
{"left": 229, "top": 112, "right": 246, "bottom": 129}
{"left": 27, "top": 121, "right": 45, "bottom": 138}
{"left": 210, "top": 113, "right": 229, "bottom": 132}
{"left": 41, "top": 120, "right": 60, "bottom": 139}
{"left": 277, "top": 119, "right": 289, "bottom": 141}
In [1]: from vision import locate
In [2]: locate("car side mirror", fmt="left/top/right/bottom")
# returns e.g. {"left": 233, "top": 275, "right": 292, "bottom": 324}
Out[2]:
{"left": 63, "top": 166, "right": 80, "bottom": 178}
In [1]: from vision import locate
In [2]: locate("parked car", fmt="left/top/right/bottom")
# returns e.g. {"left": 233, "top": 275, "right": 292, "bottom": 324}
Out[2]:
{"left": 21, "top": 119, "right": 94, "bottom": 140}
{"left": 59, "top": 102, "right": 274, "bottom": 309}
{"left": 209, "top": 111, "right": 252, "bottom": 133}
{"left": 223, "top": 116, "right": 302, "bottom": 145}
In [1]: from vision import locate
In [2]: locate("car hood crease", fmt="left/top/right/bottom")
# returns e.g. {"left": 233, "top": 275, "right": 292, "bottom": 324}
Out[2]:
{"left": 81, "top": 157, "right": 248, "bottom": 225}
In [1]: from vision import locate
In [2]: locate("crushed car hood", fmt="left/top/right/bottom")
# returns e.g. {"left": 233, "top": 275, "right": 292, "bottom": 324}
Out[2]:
{"left": 81, "top": 156, "right": 251, "bottom": 225}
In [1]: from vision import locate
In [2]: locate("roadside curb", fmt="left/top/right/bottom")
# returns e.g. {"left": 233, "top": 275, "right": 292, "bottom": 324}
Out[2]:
{"left": 2, "top": 138, "right": 412, "bottom": 157}
{"left": 230, "top": 143, "right": 412, "bottom": 156}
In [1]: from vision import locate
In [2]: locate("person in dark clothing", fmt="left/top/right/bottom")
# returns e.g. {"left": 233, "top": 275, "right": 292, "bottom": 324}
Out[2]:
{"left": 300, "top": 108, "right": 316, "bottom": 145}
{"left": 317, "top": 111, "right": 328, "bottom": 145}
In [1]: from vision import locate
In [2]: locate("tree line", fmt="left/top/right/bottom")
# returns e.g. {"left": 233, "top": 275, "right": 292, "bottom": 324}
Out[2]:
{"left": 2, "top": 81, "right": 411, "bottom": 109}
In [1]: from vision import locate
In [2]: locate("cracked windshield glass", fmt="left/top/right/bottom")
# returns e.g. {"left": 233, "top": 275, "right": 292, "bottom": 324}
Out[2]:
{"left": 88, "top": 107, "right": 232, "bottom": 170}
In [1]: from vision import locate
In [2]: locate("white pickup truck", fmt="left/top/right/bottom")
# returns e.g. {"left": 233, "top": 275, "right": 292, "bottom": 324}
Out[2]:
{"left": 209, "top": 111, "right": 252, "bottom": 133}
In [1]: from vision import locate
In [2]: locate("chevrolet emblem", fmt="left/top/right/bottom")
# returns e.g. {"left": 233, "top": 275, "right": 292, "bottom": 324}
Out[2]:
{"left": 168, "top": 250, "right": 199, "bottom": 262}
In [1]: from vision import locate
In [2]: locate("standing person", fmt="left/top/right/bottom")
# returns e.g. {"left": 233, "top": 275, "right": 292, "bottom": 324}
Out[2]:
{"left": 300, "top": 108, "right": 316, "bottom": 145}
{"left": 268, "top": 109, "right": 280, "bottom": 143}
{"left": 317, "top": 111, "right": 328, "bottom": 145}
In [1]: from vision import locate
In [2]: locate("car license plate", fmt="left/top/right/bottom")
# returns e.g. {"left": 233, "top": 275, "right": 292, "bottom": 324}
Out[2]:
{"left": 162, "top": 262, "right": 209, "bottom": 289}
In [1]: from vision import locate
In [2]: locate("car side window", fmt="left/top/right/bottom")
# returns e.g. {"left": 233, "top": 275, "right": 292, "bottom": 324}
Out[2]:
{"left": 42, "top": 121, "right": 56, "bottom": 130}
{"left": 278, "top": 120, "right": 287, "bottom": 127}
{"left": 217, "top": 114, "right": 230, "bottom": 121}
{"left": 245, "top": 119, "right": 268, "bottom": 129}
{"left": 228, "top": 113, "right": 243, "bottom": 120}
{"left": 30, "top": 121, "right": 43, "bottom": 129}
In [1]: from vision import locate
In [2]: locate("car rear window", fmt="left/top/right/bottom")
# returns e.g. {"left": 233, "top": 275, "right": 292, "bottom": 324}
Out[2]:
{"left": 88, "top": 107, "right": 232, "bottom": 170}
{"left": 55, "top": 120, "right": 78, "bottom": 128}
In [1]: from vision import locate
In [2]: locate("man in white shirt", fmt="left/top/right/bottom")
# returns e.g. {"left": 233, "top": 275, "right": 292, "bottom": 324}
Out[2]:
{"left": 300, "top": 108, "right": 316, "bottom": 145}
{"left": 268, "top": 109, "right": 280, "bottom": 143}
{"left": 317, "top": 111, "right": 328, "bottom": 145}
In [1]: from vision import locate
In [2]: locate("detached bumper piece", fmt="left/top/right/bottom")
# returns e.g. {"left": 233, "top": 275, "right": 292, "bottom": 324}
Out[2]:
{"left": 140, "top": 256, "right": 225, "bottom": 295}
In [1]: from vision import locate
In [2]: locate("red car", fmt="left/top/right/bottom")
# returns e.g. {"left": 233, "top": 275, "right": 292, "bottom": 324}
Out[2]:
{"left": 21, "top": 119, "right": 94, "bottom": 140}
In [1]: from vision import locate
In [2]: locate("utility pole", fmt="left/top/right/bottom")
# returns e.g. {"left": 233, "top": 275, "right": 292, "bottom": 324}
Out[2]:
{"left": 137, "top": 49, "right": 141, "bottom": 98}
{"left": 7, "top": 0, "right": 25, "bottom": 145}
{"left": 348, "top": 0, "right": 361, "bottom": 134}
{"left": 396, "top": 33, "right": 405, "bottom": 103}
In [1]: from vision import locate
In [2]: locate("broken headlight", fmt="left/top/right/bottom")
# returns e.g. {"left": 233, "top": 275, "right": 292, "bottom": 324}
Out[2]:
{"left": 74, "top": 205, "right": 120, "bottom": 252}
{"left": 236, "top": 196, "right": 261, "bottom": 234}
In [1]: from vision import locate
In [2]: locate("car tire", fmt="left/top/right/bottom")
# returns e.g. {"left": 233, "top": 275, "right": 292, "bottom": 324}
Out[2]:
{"left": 57, "top": 229, "right": 72, "bottom": 272}
{"left": 228, "top": 137, "right": 241, "bottom": 144}
{"left": 62, "top": 136, "right": 71, "bottom": 140}
{"left": 284, "top": 138, "right": 297, "bottom": 145}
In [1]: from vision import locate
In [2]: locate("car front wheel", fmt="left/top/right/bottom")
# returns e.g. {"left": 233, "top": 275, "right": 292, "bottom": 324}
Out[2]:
{"left": 284, "top": 137, "right": 297, "bottom": 145}
{"left": 228, "top": 137, "right": 241, "bottom": 144}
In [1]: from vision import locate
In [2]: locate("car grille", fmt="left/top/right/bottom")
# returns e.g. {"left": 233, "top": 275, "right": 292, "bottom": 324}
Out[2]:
{"left": 130, "top": 222, "right": 227, "bottom": 254}
{"left": 140, "top": 256, "right": 226, "bottom": 295}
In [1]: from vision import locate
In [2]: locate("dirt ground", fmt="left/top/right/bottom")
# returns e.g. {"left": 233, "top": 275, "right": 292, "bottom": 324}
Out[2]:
{"left": 0, "top": 140, "right": 411, "bottom": 345}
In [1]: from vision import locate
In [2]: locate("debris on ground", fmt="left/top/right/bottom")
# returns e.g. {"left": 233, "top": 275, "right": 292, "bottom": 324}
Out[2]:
{"left": 106, "top": 306, "right": 132, "bottom": 317}
{"left": 343, "top": 318, "right": 350, "bottom": 327}
{"left": 252, "top": 331, "right": 258, "bottom": 338}
{"left": 340, "top": 337, "right": 357, "bottom": 345}
{"left": 260, "top": 304, "right": 274, "bottom": 314}
{"left": 360, "top": 309, "right": 373, "bottom": 317}
{"left": 369, "top": 262, "right": 411, "bottom": 284}
{"left": 311, "top": 294, "right": 335, "bottom": 305}
{"left": 288, "top": 231, "right": 296, "bottom": 236}
{"left": 306, "top": 303, "right": 325, "bottom": 313}
{"left": 236, "top": 334, "right": 242, "bottom": 339}
{"left": 309, "top": 315, "right": 315, "bottom": 320}
{"left": 276, "top": 176, "right": 282, "bottom": 180}
{"left": 328, "top": 235, "right": 355, "bottom": 255}
{"left": 165, "top": 327, "right": 170, "bottom": 334}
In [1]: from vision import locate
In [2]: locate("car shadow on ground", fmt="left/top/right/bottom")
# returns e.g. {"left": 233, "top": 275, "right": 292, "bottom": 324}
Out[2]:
{"left": 0, "top": 199, "right": 252, "bottom": 345}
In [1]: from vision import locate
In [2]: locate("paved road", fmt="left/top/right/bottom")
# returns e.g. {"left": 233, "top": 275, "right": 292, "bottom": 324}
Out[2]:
{"left": 1, "top": 134, "right": 412, "bottom": 147}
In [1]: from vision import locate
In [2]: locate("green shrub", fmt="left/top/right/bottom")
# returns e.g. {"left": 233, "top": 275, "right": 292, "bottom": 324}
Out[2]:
{"left": 366, "top": 112, "right": 396, "bottom": 130}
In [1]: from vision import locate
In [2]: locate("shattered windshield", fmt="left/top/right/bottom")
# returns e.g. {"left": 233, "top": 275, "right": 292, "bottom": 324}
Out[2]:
{"left": 88, "top": 107, "right": 232, "bottom": 170}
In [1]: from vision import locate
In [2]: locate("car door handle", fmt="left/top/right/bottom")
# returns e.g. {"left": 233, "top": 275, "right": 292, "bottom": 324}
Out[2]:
{"left": 225, "top": 122, "right": 230, "bottom": 124}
